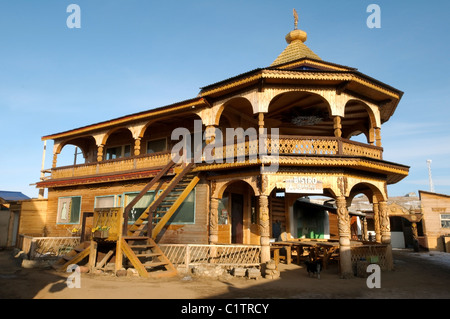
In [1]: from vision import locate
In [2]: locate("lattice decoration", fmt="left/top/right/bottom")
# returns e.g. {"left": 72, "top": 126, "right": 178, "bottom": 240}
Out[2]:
{"left": 350, "top": 245, "right": 388, "bottom": 270}
{"left": 160, "top": 244, "right": 261, "bottom": 267}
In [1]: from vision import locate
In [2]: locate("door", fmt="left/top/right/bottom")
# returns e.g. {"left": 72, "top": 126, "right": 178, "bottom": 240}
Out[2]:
{"left": 231, "top": 194, "right": 244, "bottom": 244}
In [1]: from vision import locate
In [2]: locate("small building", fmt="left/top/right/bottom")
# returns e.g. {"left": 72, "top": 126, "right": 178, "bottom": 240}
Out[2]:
{"left": 0, "top": 191, "right": 30, "bottom": 247}
{"left": 419, "top": 191, "right": 450, "bottom": 252}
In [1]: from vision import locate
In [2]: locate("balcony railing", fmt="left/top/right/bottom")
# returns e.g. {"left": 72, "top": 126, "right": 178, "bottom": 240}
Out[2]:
{"left": 45, "top": 136, "right": 383, "bottom": 181}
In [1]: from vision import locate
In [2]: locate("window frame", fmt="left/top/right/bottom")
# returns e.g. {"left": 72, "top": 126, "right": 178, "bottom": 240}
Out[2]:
{"left": 56, "top": 196, "right": 82, "bottom": 225}
{"left": 440, "top": 214, "right": 450, "bottom": 229}
{"left": 146, "top": 137, "right": 168, "bottom": 154}
{"left": 94, "top": 195, "right": 122, "bottom": 209}
{"left": 104, "top": 144, "right": 132, "bottom": 161}
{"left": 169, "top": 188, "right": 196, "bottom": 225}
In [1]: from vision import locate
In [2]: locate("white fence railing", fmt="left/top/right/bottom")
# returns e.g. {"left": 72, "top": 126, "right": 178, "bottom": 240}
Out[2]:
{"left": 18, "top": 234, "right": 81, "bottom": 259}
{"left": 159, "top": 244, "right": 261, "bottom": 268}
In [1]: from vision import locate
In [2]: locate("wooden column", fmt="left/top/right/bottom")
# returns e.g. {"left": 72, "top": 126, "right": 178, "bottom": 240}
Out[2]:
{"left": 52, "top": 153, "right": 58, "bottom": 168}
{"left": 209, "top": 197, "right": 219, "bottom": 244}
{"left": 258, "top": 113, "right": 265, "bottom": 133}
{"left": 134, "top": 138, "right": 141, "bottom": 156}
{"left": 259, "top": 195, "right": 270, "bottom": 263}
{"left": 375, "top": 128, "right": 382, "bottom": 147}
{"left": 336, "top": 196, "right": 353, "bottom": 278}
{"left": 373, "top": 202, "right": 382, "bottom": 243}
{"left": 333, "top": 116, "right": 342, "bottom": 138}
{"left": 379, "top": 200, "right": 393, "bottom": 270}
{"left": 97, "top": 145, "right": 104, "bottom": 162}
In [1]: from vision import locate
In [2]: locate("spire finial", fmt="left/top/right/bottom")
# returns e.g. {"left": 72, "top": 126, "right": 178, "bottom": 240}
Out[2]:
{"left": 293, "top": 8, "right": 299, "bottom": 30}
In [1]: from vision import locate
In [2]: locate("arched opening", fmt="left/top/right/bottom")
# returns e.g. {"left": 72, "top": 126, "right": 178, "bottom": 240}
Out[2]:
{"left": 217, "top": 180, "right": 257, "bottom": 245}
{"left": 141, "top": 113, "right": 205, "bottom": 162}
{"left": 347, "top": 182, "right": 385, "bottom": 242}
{"left": 217, "top": 97, "right": 256, "bottom": 143}
{"left": 103, "top": 128, "right": 134, "bottom": 161}
{"left": 342, "top": 100, "right": 376, "bottom": 144}
{"left": 56, "top": 136, "right": 97, "bottom": 167}
{"left": 266, "top": 91, "right": 333, "bottom": 136}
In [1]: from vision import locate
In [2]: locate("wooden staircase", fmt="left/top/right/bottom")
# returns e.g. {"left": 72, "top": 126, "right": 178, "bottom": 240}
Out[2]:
{"left": 54, "top": 160, "right": 199, "bottom": 278}
{"left": 53, "top": 241, "right": 91, "bottom": 272}
{"left": 128, "top": 163, "right": 200, "bottom": 239}
{"left": 120, "top": 236, "right": 177, "bottom": 278}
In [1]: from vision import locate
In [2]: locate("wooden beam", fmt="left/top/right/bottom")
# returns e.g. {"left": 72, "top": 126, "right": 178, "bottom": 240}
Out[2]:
{"left": 120, "top": 239, "right": 149, "bottom": 278}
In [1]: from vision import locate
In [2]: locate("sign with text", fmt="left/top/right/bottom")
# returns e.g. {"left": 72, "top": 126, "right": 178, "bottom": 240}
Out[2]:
{"left": 285, "top": 177, "right": 323, "bottom": 194}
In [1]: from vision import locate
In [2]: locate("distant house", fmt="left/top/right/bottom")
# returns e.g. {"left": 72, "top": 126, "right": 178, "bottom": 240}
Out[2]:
{"left": 0, "top": 191, "right": 30, "bottom": 247}
{"left": 419, "top": 191, "right": 450, "bottom": 252}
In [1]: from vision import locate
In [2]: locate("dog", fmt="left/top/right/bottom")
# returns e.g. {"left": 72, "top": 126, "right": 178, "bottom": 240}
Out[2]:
{"left": 305, "top": 249, "right": 322, "bottom": 279}
{"left": 305, "top": 259, "right": 322, "bottom": 279}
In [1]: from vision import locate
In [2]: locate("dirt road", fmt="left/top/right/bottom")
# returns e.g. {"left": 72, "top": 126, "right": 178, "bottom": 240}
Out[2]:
{"left": 1, "top": 248, "right": 449, "bottom": 301}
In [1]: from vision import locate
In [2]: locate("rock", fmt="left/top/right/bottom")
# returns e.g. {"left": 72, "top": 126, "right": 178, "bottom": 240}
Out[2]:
{"left": 231, "top": 267, "right": 246, "bottom": 277}
{"left": 192, "top": 265, "right": 225, "bottom": 278}
{"left": 78, "top": 266, "right": 90, "bottom": 273}
{"left": 21, "top": 259, "right": 51, "bottom": 269}
{"left": 116, "top": 269, "right": 127, "bottom": 277}
{"left": 247, "top": 268, "right": 261, "bottom": 279}
{"left": 127, "top": 268, "right": 139, "bottom": 277}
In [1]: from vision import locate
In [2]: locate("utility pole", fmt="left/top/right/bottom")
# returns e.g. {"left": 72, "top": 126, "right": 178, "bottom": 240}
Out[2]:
{"left": 427, "top": 159, "right": 435, "bottom": 193}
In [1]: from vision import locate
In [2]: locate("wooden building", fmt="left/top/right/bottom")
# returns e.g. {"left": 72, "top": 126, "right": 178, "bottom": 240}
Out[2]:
{"left": 28, "top": 15, "right": 409, "bottom": 277}
{"left": 0, "top": 191, "right": 30, "bottom": 247}
{"left": 419, "top": 191, "right": 450, "bottom": 252}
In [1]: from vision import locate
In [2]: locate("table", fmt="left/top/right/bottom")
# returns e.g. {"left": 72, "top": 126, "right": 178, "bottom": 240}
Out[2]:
{"left": 270, "top": 240, "right": 340, "bottom": 268}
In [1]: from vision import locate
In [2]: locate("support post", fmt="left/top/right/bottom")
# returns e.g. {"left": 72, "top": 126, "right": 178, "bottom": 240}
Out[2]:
{"left": 333, "top": 116, "right": 342, "bottom": 138}
{"left": 373, "top": 202, "right": 382, "bottom": 243}
{"left": 259, "top": 195, "right": 270, "bottom": 264}
{"left": 379, "top": 201, "right": 393, "bottom": 270}
{"left": 336, "top": 196, "right": 353, "bottom": 278}
{"left": 88, "top": 240, "right": 97, "bottom": 272}
{"left": 209, "top": 197, "right": 219, "bottom": 245}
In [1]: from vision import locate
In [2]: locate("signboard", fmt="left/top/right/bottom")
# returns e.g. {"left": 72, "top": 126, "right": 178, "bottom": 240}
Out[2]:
{"left": 285, "top": 177, "right": 323, "bottom": 194}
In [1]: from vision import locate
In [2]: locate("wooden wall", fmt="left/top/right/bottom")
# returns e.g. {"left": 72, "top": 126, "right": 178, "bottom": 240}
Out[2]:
{"left": 420, "top": 191, "right": 450, "bottom": 251}
{"left": 18, "top": 199, "right": 48, "bottom": 236}
{"left": 44, "top": 177, "right": 209, "bottom": 244}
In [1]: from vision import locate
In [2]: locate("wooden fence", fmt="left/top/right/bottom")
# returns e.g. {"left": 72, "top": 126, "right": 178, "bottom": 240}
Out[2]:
{"left": 159, "top": 244, "right": 261, "bottom": 268}
{"left": 17, "top": 234, "right": 81, "bottom": 259}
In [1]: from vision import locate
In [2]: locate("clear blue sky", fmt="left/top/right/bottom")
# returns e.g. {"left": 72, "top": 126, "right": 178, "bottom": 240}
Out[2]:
{"left": 1, "top": 0, "right": 449, "bottom": 199}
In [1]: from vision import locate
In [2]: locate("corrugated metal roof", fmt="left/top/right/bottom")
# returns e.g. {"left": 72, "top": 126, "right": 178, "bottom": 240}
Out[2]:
{"left": 0, "top": 191, "right": 30, "bottom": 202}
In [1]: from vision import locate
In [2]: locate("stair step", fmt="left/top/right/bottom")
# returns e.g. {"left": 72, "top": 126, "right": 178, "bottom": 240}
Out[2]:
{"left": 123, "top": 236, "right": 149, "bottom": 240}
{"left": 129, "top": 244, "right": 156, "bottom": 249}
{"left": 135, "top": 252, "right": 162, "bottom": 258}
{"left": 143, "top": 261, "right": 168, "bottom": 268}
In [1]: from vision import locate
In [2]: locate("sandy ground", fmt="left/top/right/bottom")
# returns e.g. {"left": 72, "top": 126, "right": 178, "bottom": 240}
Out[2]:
{"left": 1, "top": 248, "right": 449, "bottom": 301}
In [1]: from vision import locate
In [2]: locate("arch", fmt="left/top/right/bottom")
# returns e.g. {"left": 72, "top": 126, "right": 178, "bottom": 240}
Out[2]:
{"left": 215, "top": 178, "right": 259, "bottom": 200}
{"left": 55, "top": 136, "right": 97, "bottom": 164}
{"left": 101, "top": 126, "right": 133, "bottom": 146}
{"left": 215, "top": 97, "right": 255, "bottom": 129}
{"left": 266, "top": 90, "right": 334, "bottom": 136}
{"left": 342, "top": 99, "right": 378, "bottom": 143}
{"left": 347, "top": 181, "right": 386, "bottom": 203}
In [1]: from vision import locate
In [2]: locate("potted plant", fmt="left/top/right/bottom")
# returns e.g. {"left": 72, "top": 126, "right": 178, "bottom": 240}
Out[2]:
{"left": 92, "top": 226, "right": 110, "bottom": 239}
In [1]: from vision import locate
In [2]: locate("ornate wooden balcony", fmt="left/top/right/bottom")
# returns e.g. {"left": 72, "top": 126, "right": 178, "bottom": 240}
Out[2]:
{"left": 43, "top": 136, "right": 384, "bottom": 183}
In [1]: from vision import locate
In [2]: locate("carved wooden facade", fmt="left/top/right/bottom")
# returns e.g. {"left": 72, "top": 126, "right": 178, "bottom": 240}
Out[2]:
{"left": 34, "top": 20, "right": 409, "bottom": 276}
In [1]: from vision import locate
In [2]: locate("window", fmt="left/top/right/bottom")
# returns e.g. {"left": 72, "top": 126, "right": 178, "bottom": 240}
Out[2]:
{"left": 57, "top": 196, "right": 81, "bottom": 224}
{"left": 441, "top": 214, "right": 450, "bottom": 228}
{"left": 147, "top": 138, "right": 167, "bottom": 154}
{"left": 171, "top": 189, "right": 196, "bottom": 224}
{"left": 218, "top": 193, "right": 229, "bottom": 225}
{"left": 105, "top": 145, "right": 131, "bottom": 160}
{"left": 124, "top": 192, "right": 156, "bottom": 224}
{"left": 95, "top": 195, "right": 121, "bottom": 208}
